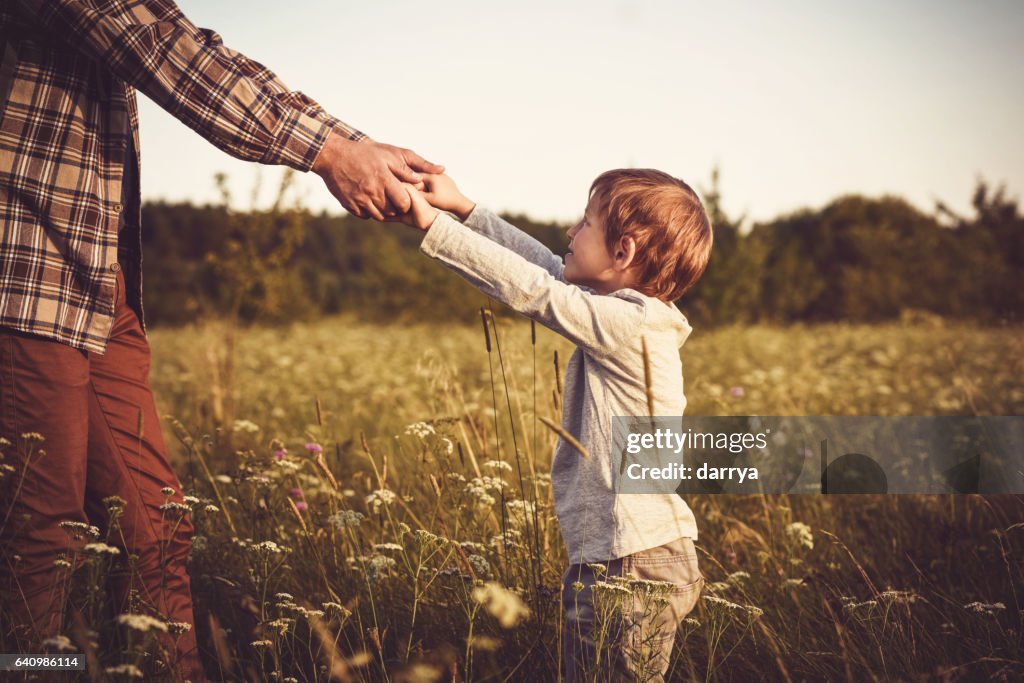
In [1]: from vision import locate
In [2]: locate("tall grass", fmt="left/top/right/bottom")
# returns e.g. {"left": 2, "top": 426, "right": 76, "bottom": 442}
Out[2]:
{"left": 1, "top": 318, "right": 1022, "bottom": 681}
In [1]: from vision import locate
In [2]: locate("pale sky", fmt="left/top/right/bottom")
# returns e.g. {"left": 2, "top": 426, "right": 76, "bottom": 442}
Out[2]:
{"left": 137, "top": 0, "right": 1024, "bottom": 225}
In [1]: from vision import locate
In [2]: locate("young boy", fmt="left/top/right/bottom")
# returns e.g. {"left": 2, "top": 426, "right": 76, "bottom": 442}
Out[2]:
{"left": 395, "top": 169, "right": 712, "bottom": 681}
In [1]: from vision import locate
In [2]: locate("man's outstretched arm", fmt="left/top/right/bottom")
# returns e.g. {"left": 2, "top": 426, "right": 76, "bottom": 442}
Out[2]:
{"left": 14, "top": 0, "right": 442, "bottom": 219}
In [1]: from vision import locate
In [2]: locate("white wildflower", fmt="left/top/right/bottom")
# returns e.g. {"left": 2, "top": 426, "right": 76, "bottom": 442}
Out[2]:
{"left": 413, "top": 529, "right": 444, "bottom": 546}
{"left": 472, "top": 581, "right": 530, "bottom": 628}
{"left": 483, "top": 460, "right": 512, "bottom": 472}
{"left": 83, "top": 542, "right": 120, "bottom": 556}
{"left": 41, "top": 635, "right": 76, "bottom": 652}
{"left": 880, "top": 590, "right": 919, "bottom": 605}
{"left": 117, "top": 613, "right": 168, "bottom": 633}
{"left": 627, "top": 578, "right": 678, "bottom": 596}
{"left": 468, "top": 554, "right": 490, "bottom": 576}
{"left": 703, "top": 596, "right": 739, "bottom": 609}
{"left": 964, "top": 601, "right": 1006, "bottom": 616}
{"left": 374, "top": 543, "right": 404, "bottom": 553}
{"left": 785, "top": 522, "right": 814, "bottom": 550}
{"left": 726, "top": 571, "right": 751, "bottom": 585}
{"left": 703, "top": 595, "right": 764, "bottom": 617}
{"left": 328, "top": 509, "right": 365, "bottom": 529}
{"left": 104, "top": 664, "right": 143, "bottom": 678}
{"left": 232, "top": 419, "right": 260, "bottom": 434}
{"left": 267, "top": 618, "right": 294, "bottom": 635}
{"left": 842, "top": 597, "right": 878, "bottom": 612}
{"left": 404, "top": 421, "right": 436, "bottom": 439}
{"left": 322, "top": 602, "right": 352, "bottom": 619}
{"left": 251, "top": 541, "right": 287, "bottom": 555}
{"left": 465, "top": 476, "right": 506, "bottom": 507}
{"left": 365, "top": 489, "right": 397, "bottom": 514}
{"left": 505, "top": 500, "right": 536, "bottom": 527}
{"left": 167, "top": 621, "right": 192, "bottom": 635}
{"left": 366, "top": 554, "right": 397, "bottom": 582}
{"left": 592, "top": 581, "right": 633, "bottom": 599}
{"left": 488, "top": 529, "right": 522, "bottom": 548}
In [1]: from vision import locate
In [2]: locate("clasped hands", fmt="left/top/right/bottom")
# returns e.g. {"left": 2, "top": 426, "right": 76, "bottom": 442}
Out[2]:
{"left": 311, "top": 130, "right": 473, "bottom": 229}
{"left": 388, "top": 173, "right": 476, "bottom": 231}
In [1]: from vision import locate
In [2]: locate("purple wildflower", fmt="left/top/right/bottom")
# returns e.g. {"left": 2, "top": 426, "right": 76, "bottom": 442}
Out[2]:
{"left": 729, "top": 386, "right": 745, "bottom": 398}
{"left": 294, "top": 501, "right": 309, "bottom": 512}
{"left": 305, "top": 442, "right": 323, "bottom": 454}
{"left": 290, "top": 488, "right": 303, "bottom": 500}
{"left": 273, "top": 449, "right": 288, "bottom": 460}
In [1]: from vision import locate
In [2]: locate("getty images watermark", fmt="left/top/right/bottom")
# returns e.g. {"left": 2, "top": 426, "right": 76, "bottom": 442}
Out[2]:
{"left": 612, "top": 416, "right": 1023, "bottom": 495}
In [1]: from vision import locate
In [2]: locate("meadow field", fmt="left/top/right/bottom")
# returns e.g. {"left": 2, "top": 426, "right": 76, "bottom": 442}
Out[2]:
{"left": 4, "top": 316, "right": 1023, "bottom": 681}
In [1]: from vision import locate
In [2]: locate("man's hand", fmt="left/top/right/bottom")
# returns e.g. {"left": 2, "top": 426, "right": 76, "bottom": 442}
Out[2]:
{"left": 312, "top": 133, "right": 444, "bottom": 221}
{"left": 420, "top": 174, "right": 476, "bottom": 221}
{"left": 390, "top": 183, "right": 439, "bottom": 231}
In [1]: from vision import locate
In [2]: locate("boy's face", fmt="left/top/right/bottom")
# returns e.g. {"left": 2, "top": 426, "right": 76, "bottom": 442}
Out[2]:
{"left": 564, "top": 197, "right": 619, "bottom": 293}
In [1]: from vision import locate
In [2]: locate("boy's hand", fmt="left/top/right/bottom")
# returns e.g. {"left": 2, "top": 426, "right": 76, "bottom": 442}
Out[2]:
{"left": 393, "top": 184, "right": 440, "bottom": 231}
{"left": 420, "top": 173, "right": 476, "bottom": 221}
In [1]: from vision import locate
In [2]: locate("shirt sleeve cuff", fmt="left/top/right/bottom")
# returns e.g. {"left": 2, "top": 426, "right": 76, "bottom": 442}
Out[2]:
{"left": 420, "top": 212, "right": 464, "bottom": 258}
{"left": 263, "top": 109, "right": 335, "bottom": 172}
{"left": 323, "top": 114, "right": 366, "bottom": 142}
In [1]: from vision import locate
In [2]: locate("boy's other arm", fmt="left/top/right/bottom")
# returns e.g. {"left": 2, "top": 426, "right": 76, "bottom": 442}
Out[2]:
{"left": 420, "top": 213, "right": 643, "bottom": 357}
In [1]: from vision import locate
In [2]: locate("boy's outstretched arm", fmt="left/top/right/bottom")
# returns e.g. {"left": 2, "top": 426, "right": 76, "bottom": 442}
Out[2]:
{"left": 399, "top": 186, "right": 643, "bottom": 357}
{"left": 420, "top": 175, "right": 566, "bottom": 279}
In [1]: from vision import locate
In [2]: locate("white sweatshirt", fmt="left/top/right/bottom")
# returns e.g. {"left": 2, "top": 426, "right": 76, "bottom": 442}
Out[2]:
{"left": 421, "top": 206, "right": 699, "bottom": 563}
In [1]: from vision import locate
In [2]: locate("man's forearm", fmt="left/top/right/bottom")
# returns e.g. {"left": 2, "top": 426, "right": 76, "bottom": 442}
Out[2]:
{"left": 20, "top": 0, "right": 335, "bottom": 171}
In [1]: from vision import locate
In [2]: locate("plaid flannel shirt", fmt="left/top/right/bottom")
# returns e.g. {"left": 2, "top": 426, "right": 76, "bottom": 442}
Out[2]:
{"left": 0, "top": 0, "right": 364, "bottom": 353}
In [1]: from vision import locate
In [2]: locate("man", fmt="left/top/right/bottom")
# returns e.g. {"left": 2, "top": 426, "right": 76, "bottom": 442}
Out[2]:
{"left": 0, "top": 2, "right": 442, "bottom": 680}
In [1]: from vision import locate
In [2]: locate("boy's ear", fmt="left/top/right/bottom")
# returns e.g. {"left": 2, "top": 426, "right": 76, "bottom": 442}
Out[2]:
{"left": 614, "top": 236, "right": 637, "bottom": 270}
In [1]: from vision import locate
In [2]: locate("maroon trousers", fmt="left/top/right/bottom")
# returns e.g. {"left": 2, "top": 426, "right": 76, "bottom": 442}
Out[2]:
{"left": 0, "top": 270, "right": 206, "bottom": 682}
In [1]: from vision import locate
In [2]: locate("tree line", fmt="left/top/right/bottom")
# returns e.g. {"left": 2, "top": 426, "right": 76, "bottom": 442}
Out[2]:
{"left": 140, "top": 172, "right": 1022, "bottom": 328}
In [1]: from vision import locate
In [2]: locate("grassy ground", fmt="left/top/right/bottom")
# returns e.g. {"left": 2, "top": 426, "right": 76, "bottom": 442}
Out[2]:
{"left": 3, "top": 316, "right": 1022, "bottom": 681}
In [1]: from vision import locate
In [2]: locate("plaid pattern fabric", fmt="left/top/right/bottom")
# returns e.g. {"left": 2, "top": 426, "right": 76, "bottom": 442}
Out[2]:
{"left": 1, "top": 0, "right": 364, "bottom": 353}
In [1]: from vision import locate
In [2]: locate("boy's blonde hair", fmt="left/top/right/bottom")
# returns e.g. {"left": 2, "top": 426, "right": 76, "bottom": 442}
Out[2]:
{"left": 589, "top": 169, "right": 713, "bottom": 302}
